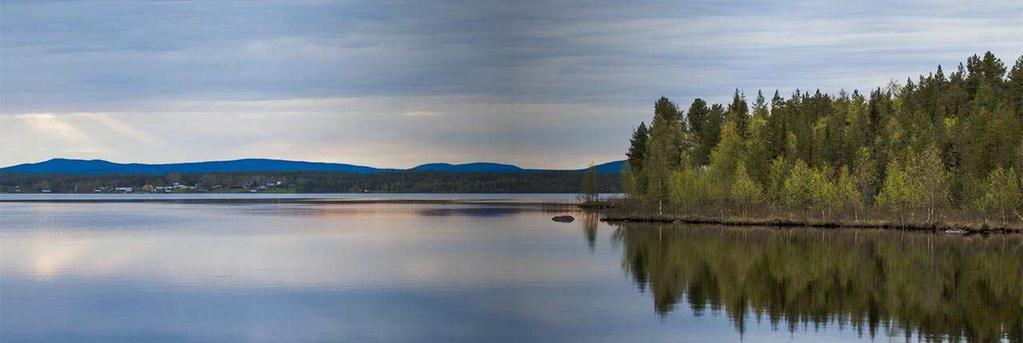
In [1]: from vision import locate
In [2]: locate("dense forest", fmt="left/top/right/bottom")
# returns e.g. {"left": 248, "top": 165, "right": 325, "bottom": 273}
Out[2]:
{"left": 622, "top": 52, "right": 1023, "bottom": 225}
{"left": 0, "top": 170, "right": 621, "bottom": 194}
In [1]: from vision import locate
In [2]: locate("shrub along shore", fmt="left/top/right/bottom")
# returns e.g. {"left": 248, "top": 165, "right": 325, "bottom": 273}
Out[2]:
{"left": 605, "top": 52, "right": 1023, "bottom": 233}
{"left": 599, "top": 212, "right": 1021, "bottom": 234}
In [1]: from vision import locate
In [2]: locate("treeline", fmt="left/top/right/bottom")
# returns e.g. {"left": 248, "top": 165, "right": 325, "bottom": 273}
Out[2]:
{"left": 623, "top": 52, "right": 1023, "bottom": 225}
{"left": 0, "top": 170, "right": 622, "bottom": 194}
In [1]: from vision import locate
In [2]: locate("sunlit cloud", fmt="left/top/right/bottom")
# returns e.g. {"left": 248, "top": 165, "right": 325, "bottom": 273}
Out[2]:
{"left": 15, "top": 113, "right": 89, "bottom": 142}
{"left": 74, "top": 112, "right": 155, "bottom": 144}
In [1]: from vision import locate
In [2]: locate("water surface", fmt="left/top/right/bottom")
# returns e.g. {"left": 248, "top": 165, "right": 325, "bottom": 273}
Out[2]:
{"left": 1, "top": 199, "right": 1019, "bottom": 342}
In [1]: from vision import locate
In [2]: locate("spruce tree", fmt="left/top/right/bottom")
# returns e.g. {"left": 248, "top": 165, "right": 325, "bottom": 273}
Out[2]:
{"left": 643, "top": 97, "right": 685, "bottom": 213}
{"left": 625, "top": 122, "right": 649, "bottom": 196}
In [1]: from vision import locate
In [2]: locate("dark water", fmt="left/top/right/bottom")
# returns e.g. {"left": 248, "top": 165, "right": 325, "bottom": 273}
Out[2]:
{"left": 1, "top": 201, "right": 1020, "bottom": 342}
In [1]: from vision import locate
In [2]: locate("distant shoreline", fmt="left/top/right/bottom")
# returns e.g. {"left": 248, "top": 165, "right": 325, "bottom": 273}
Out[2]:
{"left": 0, "top": 199, "right": 582, "bottom": 207}
{"left": 0, "top": 193, "right": 590, "bottom": 207}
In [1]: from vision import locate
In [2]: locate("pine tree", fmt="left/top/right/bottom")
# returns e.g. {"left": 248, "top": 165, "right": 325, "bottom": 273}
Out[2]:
{"left": 626, "top": 122, "right": 649, "bottom": 172}
{"left": 625, "top": 122, "right": 649, "bottom": 196}
{"left": 643, "top": 97, "right": 685, "bottom": 213}
{"left": 1007, "top": 56, "right": 1023, "bottom": 118}
{"left": 687, "top": 98, "right": 712, "bottom": 166}
{"left": 725, "top": 89, "right": 749, "bottom": 136}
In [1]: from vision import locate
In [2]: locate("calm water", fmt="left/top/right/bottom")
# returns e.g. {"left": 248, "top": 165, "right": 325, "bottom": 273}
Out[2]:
{"left": 1, "top": 198, "right": 1020, "bottom": 342}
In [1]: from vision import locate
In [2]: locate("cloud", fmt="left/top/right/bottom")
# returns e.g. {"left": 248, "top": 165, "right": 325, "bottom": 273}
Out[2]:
{"left": 74, "top": 113, "right": 155, "bottom": 144}
{"left": 1, "top": 1, "right": 1021, "bottom": 167}
{"left": 15, "top": 114, "right": 89, "bottom": 141}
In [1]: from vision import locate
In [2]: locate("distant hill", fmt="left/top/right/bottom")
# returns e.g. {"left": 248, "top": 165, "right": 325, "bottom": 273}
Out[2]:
{"left": 592, "top": 160, "right": 625, "bottom": 173}
{"left": 0, "top": 158, "right": 386, "bottom": 175}
{"left": 1, "top": 158, "right": 625, "bottom": 175}
{"left": 411, "top": 162, "right": 524, "bottom": 173}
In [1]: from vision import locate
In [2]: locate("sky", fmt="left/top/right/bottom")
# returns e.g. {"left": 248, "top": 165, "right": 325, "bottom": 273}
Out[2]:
{"left": 1, "top": 1, "right": 1021, "bottom": 169}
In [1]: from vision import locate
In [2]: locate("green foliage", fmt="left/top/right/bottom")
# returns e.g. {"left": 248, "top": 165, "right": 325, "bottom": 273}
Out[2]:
{"left": 669, "top": 167, "right": 703, "bottom": 212}
{"left": 707, "top": 121, "right": 743, "bottom": 190}
{"left": 623, "top": 52, "right": 1023, "bottom": 223}
{"left": 877, "top": 158, "right": 914, "bottom": 217}
{"left": 913, "top": 145, "right": 950, "bottom": 221}
{"left": 780, "top": 160, "right": 815, "bottom": 216}
{"left": 835, "top": 166, "right": 864, "bottom": 220}
{"left": 850, "top": 147, "right": 878, "bottom": 206}
{"left": 729, "top": 164, "right": 762, "bottom": 215}
{"left": 642, "top": 97, "right": 685, "bottom": 209}
{"left": 626, "top": 122, "right": 649, "bottom": 172}
{"left": 580, "top": 165, "right": 599, "bottom": 202}
{"left": 625, "top": 122, "right": 650, "bottom": 196}
{"left": 979, "top": 167, "right": 1022, "bottom": 222}
{"left": 765, "top": 157, "right": 789, "bottom": 205}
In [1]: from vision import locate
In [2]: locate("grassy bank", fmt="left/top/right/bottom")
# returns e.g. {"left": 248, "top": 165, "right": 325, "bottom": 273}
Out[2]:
{"left": 600, "top": 214, "right": 1021, "bottom": 234}
{"left": 590, "top": 199, "right": 1022, "bottom": 233}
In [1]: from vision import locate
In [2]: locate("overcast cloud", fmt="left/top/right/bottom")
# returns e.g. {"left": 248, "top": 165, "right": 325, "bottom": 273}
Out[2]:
{"left": 2, "top": 1, "right": 1021, "bottom": 168}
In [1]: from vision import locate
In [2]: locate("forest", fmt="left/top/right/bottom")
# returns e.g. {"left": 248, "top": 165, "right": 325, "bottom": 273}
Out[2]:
{"left": 621, "top": 52, "right": 1023, "bottom": 226}
{"left": 0, "top": 170, "right": 621, "bottom": 194}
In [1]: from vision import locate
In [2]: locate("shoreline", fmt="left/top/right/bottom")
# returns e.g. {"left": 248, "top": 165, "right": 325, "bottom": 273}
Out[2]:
{"left": 0, "top": 197, "right": 581, "bottom": 207}
{"left": 601, "top": 214, "right": 1022, "bottom": 234}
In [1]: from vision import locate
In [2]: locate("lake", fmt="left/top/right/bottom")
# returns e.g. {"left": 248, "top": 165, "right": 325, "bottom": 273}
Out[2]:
{"left": 1, "top": 195, "right": 1020, "bottom": 342}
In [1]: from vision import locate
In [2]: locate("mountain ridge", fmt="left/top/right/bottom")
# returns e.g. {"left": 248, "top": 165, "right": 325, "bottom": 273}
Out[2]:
{"left": 1, "top": 158, "right": 624, "bottom": 175}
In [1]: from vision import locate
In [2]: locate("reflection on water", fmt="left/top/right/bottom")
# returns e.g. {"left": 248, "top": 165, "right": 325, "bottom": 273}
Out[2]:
{"left": 612, "top": 224, "right": 1023, "bottom": 342}
{"left": 3, "top": 201, "right": 1020, "bottom": 342}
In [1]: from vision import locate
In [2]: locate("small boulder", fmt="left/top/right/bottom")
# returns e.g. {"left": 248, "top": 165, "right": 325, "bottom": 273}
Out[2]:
{"left": 552, "top": 215, "right": 575, "bottom": 223}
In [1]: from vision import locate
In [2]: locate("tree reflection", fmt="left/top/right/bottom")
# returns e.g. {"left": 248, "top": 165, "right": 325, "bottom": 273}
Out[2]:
{"left": 612, "top": 224, "right": 1023, "bottom": 342}
{"left": 582, "top": 212, "right": 598, "bottom": 251}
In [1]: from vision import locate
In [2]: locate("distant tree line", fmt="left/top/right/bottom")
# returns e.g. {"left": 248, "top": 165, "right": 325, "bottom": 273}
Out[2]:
{"left": 624, "top": 52, "right": 1023, "bottom": 225}
{"left": 0, "top": 170, "right": 622, "bottom": 194}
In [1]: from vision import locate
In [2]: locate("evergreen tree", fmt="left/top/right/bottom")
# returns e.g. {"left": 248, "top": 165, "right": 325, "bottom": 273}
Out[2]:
{"left": 1007, "top": 56, "right": 1023, "bottom": 118}
{"left": 687, "top": 98, "right": 712, "bottom": 166}
{"left": 643, "top": 97, "right": 685, "bottom": 213}
{"left": 625, "top": 122, "right": 650, "bottom": 196}
{"left": 626, "top": 122, "right": 649, "bottom": 171}
{"left": 725, "top": 89, "right": 749, "bottom": 136}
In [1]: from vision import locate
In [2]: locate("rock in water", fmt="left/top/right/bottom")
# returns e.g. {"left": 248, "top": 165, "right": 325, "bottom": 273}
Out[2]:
{"left": 552, "top": 215, "right": 575, "bottom": 223}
